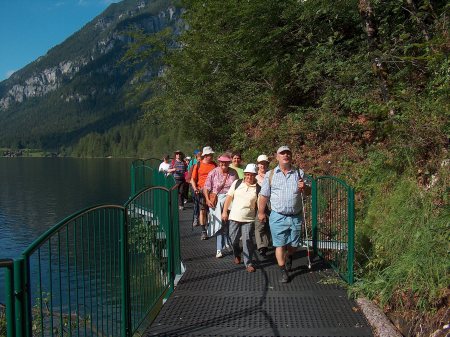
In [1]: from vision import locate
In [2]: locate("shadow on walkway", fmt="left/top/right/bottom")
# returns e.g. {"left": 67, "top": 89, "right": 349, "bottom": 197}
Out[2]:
{"left": 144, "top": 203, "right": 373, "bottom": 337}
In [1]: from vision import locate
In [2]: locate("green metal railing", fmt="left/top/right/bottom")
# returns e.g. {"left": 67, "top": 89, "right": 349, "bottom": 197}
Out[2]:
{"left": 130, "top": 158, "right": 175, "bottom": 196}
{"left": 130, "top": 161, "right": 181, "bottom": 276}
{"left": 0, "top": 259, "right": 14, "bottom": 337}
{"left": 311, "top": 176, "right": 355, "bottom": 284}
{"left": 1, "top": 160, "right": 180, "bottom": 337}
{"left": 23, "top": 205, "right": 126, "bottom": 337}
{"left": 130, "top": 159, "right": 153, "bottom": 195}
{"left": 1, "top": 160, "right": 355, "bottom": 336}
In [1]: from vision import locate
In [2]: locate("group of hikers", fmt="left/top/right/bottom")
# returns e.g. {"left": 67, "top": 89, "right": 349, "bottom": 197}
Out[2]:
{"left": 159, "top": 145, "right": 311, "bottom": 283}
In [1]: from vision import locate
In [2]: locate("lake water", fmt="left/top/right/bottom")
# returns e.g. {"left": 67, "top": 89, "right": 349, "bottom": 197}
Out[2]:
{"left": 0, "top": 157, "right": 134, "bottom": 303}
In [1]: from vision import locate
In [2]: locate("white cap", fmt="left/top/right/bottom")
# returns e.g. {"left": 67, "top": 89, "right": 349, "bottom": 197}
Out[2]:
{"left": 202, "top": 146, "right": 214, "bottom": 155}
{"left": 257, "top": 154, "right": 269, "bottom": 163}
{"left": 277, "top": 146, "right": 291, "bottom": 154}
{"left": 185, "top": 156, "right": 191, "bottom": 160}
{"left": 243, "top": 163, "right": 257, "bottom": 174}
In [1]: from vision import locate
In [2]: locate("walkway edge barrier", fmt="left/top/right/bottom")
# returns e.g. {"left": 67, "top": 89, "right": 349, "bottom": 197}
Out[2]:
{"left": 0, "top": 259, "right": 14, "bottom": 337}
{"left": 0, "top": 157, "right": 355, "bottom": 336}
{"left": 312, "top": 176, "right": 355, "bottom": 284}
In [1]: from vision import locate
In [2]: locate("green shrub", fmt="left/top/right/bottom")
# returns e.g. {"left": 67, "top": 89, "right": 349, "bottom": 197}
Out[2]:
{"left": 352, "top": 168, "right": 449, "bottom": 312}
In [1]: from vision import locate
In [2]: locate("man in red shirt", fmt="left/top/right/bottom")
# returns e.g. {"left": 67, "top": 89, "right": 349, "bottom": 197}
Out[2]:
{"left": 190, "top": 146, "right": 217, "bottom": 240}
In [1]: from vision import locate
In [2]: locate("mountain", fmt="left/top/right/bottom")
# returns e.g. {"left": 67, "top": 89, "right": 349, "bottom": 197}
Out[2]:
{"left": 0, "top": 0, "right": 180, "bottom": 150}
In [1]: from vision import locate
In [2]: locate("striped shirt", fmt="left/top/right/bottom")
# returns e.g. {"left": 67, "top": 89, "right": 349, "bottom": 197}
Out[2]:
{"left": 260, "top": 165, "right": 306, "bottom": 215}
{"left": 169, "top": 159, "right": 186, "bottom": 181}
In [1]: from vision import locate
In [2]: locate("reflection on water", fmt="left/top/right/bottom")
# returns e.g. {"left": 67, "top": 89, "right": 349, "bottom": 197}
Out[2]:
{"left": 0, "top": 157, "right": 133, "bottom": 304}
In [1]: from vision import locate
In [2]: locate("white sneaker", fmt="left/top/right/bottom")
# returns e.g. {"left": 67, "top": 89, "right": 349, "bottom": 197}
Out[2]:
{"left": 216, "top": 250, "right": 223, "bottom": 258}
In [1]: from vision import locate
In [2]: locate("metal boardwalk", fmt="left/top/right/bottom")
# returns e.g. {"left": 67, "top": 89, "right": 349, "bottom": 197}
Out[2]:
{"left": 144, "top": 204, "right": 373, "bottom": 337}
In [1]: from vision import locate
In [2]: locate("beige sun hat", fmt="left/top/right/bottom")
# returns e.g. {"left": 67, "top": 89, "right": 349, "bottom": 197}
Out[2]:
{"left": 257, "top": 154, "right": 269, "bottom": 163}
{"left": 202, "top": 146, "right": 214, "bottom": 155}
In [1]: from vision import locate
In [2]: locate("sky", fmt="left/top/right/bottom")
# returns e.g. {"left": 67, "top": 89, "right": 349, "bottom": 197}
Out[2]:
{"left": 0, "top": 0, "right": 120, "bottom": 82}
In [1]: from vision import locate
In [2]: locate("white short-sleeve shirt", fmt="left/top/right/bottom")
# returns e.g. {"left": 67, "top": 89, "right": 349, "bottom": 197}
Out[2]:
{"left": 227, "top": 180, "right": 258, "bottom": 222}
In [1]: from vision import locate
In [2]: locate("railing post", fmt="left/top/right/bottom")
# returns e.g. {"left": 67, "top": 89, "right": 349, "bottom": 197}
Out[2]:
{"left": 311, "top": 178, "right": 318, "bottom": 256}
{"left": 167, "top": 187, "right": 175, "bottom": 294}
{"left": 13, "top": 258, "right": 27, "bottom": 337}
{"left": 120, "top": 209, "right": 132, "bottom": 337}
{"left": 0, "top": 259, "right": 15, "bottom": 337}
{"left": 171, "top": 186, "right": 181, "bottom": 276}
{"left": 347, "top": 186, "right": 355, "bottom": 284}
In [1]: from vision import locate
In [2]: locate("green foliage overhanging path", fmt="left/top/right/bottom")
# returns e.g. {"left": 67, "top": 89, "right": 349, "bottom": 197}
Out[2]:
{"left": 125, "top": 0, "right": 449, "bottom": 334}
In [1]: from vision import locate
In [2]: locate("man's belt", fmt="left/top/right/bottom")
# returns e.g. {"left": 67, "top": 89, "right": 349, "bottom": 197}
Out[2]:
{"left": 278, "top": 211, "right": 301, "bottom": 216}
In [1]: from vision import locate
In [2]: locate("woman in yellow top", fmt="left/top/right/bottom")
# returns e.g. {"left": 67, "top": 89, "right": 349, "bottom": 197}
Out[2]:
{"left": 221, "top": 163, "right": 259, "bottom": 273}
{"left": 229, "top": 151, "right": 244, "bottom": 179}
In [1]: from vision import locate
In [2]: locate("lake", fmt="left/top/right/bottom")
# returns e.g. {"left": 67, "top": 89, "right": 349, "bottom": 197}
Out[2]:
{"left": 0, "top": 157, "right": 134, "bottom": 303}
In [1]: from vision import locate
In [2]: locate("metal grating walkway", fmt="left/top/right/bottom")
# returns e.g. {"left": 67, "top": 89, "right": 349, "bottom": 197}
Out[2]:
{"left": 144, "top": 203, "right": 373, "bottom": 337}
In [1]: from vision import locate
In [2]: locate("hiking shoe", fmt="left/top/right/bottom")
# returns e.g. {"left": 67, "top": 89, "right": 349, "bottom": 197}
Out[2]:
{"left": 216, "top": 250, "right": 223, "bottom": 258}
{"left": 192, "top": 218, "right": 199, "bottom": 227}
{"left": 233, "top": 256, "right": 241, "bottom": 264}
{"left": 246, "top": 264, "right": 256, "bottom": 273}
{"left": 280, "top": 268, "right": 290, "bottom": 283}
{"left": 201, "top": 232, "right": 208, "bottom": 240}
{"left": 285, "top": 255, "right": 293, "bottom": 272}
{"left": 179, "top": 206, "right": 184, "bottom": 211}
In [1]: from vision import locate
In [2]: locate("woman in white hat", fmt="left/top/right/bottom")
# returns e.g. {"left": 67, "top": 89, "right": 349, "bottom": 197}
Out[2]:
{"left": 221, "top": 163, "right": 259, "bottom": 273}
{"left": 255, "top": 154, "right": 271, "bottom": 257}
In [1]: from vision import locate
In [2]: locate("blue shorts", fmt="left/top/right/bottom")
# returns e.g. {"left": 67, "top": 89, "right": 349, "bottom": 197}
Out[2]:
{"left": 269, "top": 211, "right": 302, "bottom": 247}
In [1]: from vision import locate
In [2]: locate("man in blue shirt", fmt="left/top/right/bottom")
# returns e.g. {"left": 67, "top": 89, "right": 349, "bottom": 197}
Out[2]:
{"left": 258, "top": 146, "right": 310, "bottom": 283}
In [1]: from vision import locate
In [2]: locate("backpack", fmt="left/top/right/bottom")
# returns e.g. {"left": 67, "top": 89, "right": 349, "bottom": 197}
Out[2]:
{"left": 234, "top": 179, "right": 261, "bottom": 195}
{"left": 191, "top": 161, "right": 217, "bottom": 184}
{"left": 186, "top": 161, "right": 196, "bottom": 182}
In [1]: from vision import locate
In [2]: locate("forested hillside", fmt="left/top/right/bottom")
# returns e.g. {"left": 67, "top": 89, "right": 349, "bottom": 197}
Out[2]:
{"left": 0, "top": 0, "right": 187, "bottom": 154}
{"left": 127, "top": 0, "right": 449, "bottom": 335}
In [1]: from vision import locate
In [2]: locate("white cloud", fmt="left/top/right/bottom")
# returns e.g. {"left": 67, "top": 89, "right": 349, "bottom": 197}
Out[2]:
{"left": 5, "top": 70, "right": 16, "bottom": 79}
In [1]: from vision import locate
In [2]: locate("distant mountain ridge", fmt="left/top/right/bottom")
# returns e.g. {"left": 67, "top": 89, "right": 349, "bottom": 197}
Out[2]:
{"left": 0, "top": 0, "right": 179, "bottom": 150}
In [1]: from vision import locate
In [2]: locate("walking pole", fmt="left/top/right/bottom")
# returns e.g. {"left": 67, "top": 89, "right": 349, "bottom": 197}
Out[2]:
{"left": 301, "top": 191, "right": 312, "bottom": 269}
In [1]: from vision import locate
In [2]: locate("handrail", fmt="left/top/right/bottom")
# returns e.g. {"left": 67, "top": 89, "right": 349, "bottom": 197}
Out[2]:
{"left": 123, "top": 186, "right": 170, "bottom": 208}
{"left": 1, "top": 158, "right": 355, "bottom": 337}
{"left": 22, "top": 205, "right": 125, "bottom": 256}
{"left": 315, "top": 175, "right": 352, "bottom": 189}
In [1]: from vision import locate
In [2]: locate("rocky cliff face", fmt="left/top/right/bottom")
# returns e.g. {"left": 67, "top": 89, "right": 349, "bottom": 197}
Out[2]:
{"left": 0, "top": 59, "right": 86, "bottom": 109}
{"left": 0, "top": 0, "right": 179, "bottom": 148}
